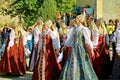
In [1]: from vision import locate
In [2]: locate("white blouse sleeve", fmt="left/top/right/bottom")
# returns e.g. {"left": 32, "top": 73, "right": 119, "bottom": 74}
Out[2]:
{"left": 65, "top": 27, "right": 74, "bottom": 47}
{"left": 92, "top": 28, "right": 99, "bottom": 47}
{"left": 23, "top": 32, "right": 27, "bottom": 46}
{"left": 112, "top": 32, "right": 117, "bottom": 42}
{"left": 83, "top": 27, "right": 93, "bottom": 49}
{"left": 50, "top": 31, "right": 60, "bottom": 49}
{"left": 115, "top": 30, "right": 120, "bottom": 53}
{"left": 33, "top": 27, "right": 40, "bottom": 44}
{"left": 56, "top": 32, "right": 61, "bottom": 49}
{"left": 8, "top": 30, "right": 15, "bottom": 47}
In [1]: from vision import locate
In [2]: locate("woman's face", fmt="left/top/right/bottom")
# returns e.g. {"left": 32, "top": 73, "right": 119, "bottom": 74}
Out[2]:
{"left": 96, "top": 22, "right": 100, "bottom": 27}
{"left": 3, "top": 28, "right": 7, "bottom": 32}
{"left": 75, "top": 18, "right": 80, "bottom": 26}
{"left": 43, "top": 24, "right": 48, "bottom": 31}
{"left": 69, "top": 23, "right": 73, "bottom": 28}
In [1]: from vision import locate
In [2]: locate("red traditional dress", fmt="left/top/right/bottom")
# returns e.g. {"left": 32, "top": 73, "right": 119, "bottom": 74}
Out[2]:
{"left": 32, "top": 29, "right": 61, "bottom": 80}
{"left": 17, "top": 31, "right": 26, "bottom": 75}
{"left": 60, "top": 27, "right": 72, "bottom": 67}
{"left": 0, "top": 29, "right": 26, "bottom": 75}
{"left": 93, "top": 29, "right": 110, "bottom": 79}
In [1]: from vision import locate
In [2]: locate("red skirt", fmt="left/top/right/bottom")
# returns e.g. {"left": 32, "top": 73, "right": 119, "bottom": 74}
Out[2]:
{"left": 92, "top": 35, "right": 110, "bottom": 79}
{"left": 61, "top": 46, "right": 72, "bottom": 67}
{"left": 0, "top": 37, "right": 26, "bottom": 75}
{"left": 18, "top": 36, "right": 26, "bottom": 75}
{"left": 0, "top": 40, "right": 22, "bottom": 75}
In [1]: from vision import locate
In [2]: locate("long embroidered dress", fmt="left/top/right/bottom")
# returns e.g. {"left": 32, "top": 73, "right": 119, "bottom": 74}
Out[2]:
{"left": 17, "top": 31, "right": 26, "bottom": 75}
{"left": 32, "top": 29, "right": 61, "bottom": 80}
{"left": 93, "top": 24, "right": 110, "bottom": 79}
{"left": 0, "top": 29, "right": 24, "bottom": 75}
{"left": 59, "top": 26, "right": 98, "bottom": 80}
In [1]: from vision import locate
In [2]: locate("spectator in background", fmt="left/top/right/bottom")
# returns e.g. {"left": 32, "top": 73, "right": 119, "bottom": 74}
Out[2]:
{"left": 114, "top": 19, "right": 119, "bottom": 31}
{"left": 61, "top": 13, "right": 68, "bottom": 25}
{"left": 106, "top": 19, "right": 115, "bottom": 38}
{"left": 1, "top": 24, "right": 11, "bottom": 45}
{"left": 55, "top": 12, "right": 62, "bottom": 31}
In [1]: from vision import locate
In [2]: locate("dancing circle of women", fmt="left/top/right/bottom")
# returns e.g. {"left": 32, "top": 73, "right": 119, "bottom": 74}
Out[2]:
{"left": 0, "top": 14, "right": 120, "bottom": 80}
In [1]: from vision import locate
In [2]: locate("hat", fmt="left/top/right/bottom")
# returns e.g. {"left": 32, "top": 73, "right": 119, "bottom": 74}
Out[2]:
{"left": 45, "top": 20, "right": 53, "bottom": 28}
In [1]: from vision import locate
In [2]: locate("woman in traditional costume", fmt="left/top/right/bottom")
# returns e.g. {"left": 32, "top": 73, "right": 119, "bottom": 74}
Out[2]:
{"left": 30, "top": 19, "right": 43, "bottom": 71}
{"left": 59, "top": 21, "right": 68, "bottom": 48}
{"left": 59, "top": 14, "right": 98, "bottom": 80}
{"left": 87, "top": 16, "right": 99, "bottom": 65}
{"left": 32, "top": 20, "right": 61, "bottom": 80}
{"left": 111, "top": 24, "right": 120, "bottom": 80}
{"left": 0, "top": 22, "right": 25, "bottom": 75}
{"left": 24, "top": 27, "right": 34, "bottom": 69}
{"left": 15, "top": 21, "right": 26, "bottom": 75}
{"left": 93, "top": 18, "right": 110, "bottom": 79}
{"left": 60, "top": 19, "right": 75, "bottom": 67}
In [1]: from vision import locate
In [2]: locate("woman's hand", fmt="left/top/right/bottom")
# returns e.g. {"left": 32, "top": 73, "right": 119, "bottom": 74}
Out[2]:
{"left": 91, "top": 49, "right": 94, "bottom": 57}
{"left": 34, "top": 44, "right": 37, "bottom": 49}
{"left": 7, "top": 46, "right": 10, "bottom": 52}
{"left": 55, "top": 49, "right": 60, "bottom": 57}
{"left": 118, "top": 53, "right": 120, "bottom": 57}
{"left": 61, "top": 46, "right": 67, "bottom": 51}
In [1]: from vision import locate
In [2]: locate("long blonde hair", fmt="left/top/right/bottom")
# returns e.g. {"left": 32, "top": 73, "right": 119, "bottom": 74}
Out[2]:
{"left": 59, "top": 21, "right": 68, "bottom": 35}
{"left": 51, "top": 23, "right": 57, "bottom": 31}
{"left": 89, "top": 21, "right": 97, "bottom": 31}
{"left": 69, "top": 19, "right": 76, "bottom": 28}
{"left": 88, "top": 16, "right": 96, "bottom": 31}
{"left": 96, "top": 18, "right": 107, "bottom": 35}
{"left": 76, "top": 14, "right": 85, "bottom": 23}
{"left": 37, "top": 18, "right": 44, "bottom": 32}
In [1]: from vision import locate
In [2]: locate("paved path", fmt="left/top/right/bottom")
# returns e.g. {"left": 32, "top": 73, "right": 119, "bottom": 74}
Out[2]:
{"left": 0, "top": 71, "right": 33, "bottom": 80}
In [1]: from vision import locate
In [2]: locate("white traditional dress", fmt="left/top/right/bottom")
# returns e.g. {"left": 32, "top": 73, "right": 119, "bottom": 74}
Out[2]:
{"left": 30, "top": 26, "right": 41, "bottom": 71}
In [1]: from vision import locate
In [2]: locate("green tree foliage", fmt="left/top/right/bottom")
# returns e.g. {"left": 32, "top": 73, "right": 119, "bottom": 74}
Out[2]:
{"left": 2, "top": 0, "right": 44, "bottom": 26}
{"left": 56, "top": 0, "right": 76, "bottom": 14}
{"left": 2, "top": 0, "right": 57, "bottom": 27}
{"left": 2, "top": 0, "right": 75, "bottom": 27}
{"left": 39, "top": 0, "right": 57, "bottom": 21}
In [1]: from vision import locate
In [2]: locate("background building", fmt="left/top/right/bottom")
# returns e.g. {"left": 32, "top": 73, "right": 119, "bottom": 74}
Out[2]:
{"left": 76, "top": 0, "right": 120, "bottom": 22}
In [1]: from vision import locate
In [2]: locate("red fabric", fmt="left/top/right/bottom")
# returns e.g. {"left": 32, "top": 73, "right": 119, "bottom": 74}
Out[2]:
{"left": 0, "top": 36, "right": 26, "bottom": 75}
{"left": 85, "top": 44, "right": 93, "bottom": 66}
{"left": 92, "top": 35, "right": 109, "bottom": 79}
{"left": 32, "top": 34, "right": 62, "bottom": 80}
{"left": 18, "top": 36, "right": 26, "bottom": 75}
{"left": 61, "top": 46, "right": 72, "bottom": 67}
